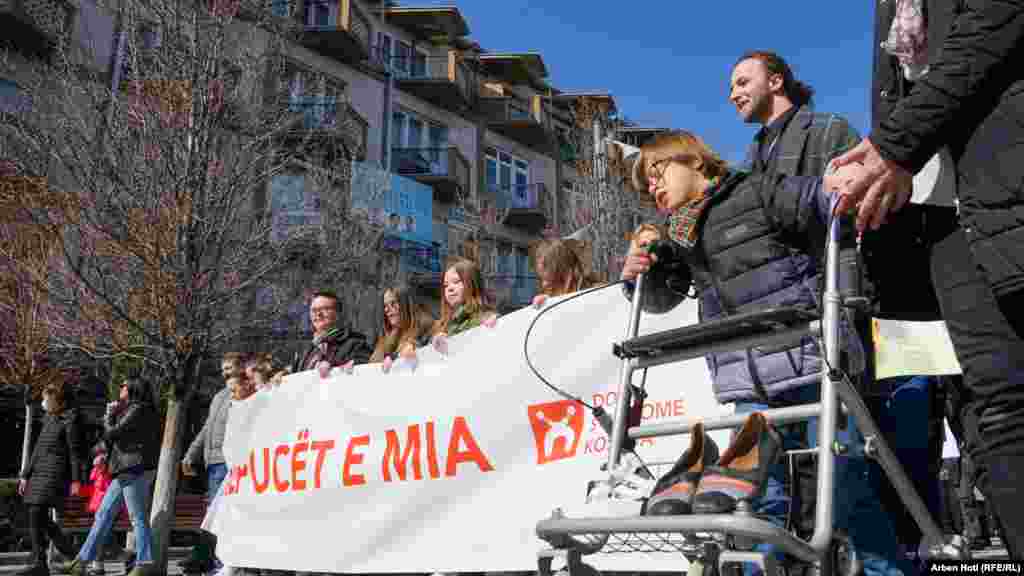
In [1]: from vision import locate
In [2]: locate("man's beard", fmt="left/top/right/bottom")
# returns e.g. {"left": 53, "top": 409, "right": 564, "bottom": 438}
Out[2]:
{"left": 742, "top": 93, "right": 770, "bottom": 124}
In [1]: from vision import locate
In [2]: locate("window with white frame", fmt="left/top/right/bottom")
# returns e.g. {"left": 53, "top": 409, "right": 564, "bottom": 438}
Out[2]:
{"left": 377, "top": 32, "right": 428, "bottom": 78}
{"left": 391, "top": 108, "right": 448, "bottom": 170}
{"left": 485, "top": 147, "right": 529, "bottom": 206}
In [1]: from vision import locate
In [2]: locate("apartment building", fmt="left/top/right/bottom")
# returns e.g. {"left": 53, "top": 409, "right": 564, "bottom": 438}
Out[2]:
{"left": 1, "top": 0, "right": 648, "bottom": 347}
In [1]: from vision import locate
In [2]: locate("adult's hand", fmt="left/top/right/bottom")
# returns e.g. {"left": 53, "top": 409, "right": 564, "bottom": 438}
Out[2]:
{"left": 18, "top": 478, "right": 26, "bottom": 496}
{"left": 70, "top": 482, "right": 82, "bottom": 497}
{"left": 181, "top": 461, "right": 197, "bottom": 477}
{"left": 482, "top": 314, "right": 498, "bottom": 328}
{"left": 381, "top": 355, "right": 393, "bottom": 373}
{"left": 532, "top": 294, "right": 549, "bottom": 309}
{"left": 827, "top": 138, "right": 914, "bottom": 232}
{"left": 620, "top": 233, "right": 660, "bottom": 282}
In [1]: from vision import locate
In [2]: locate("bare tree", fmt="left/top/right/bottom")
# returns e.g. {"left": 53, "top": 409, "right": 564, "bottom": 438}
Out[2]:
{"left": 1, "top": 0, "right": 380, "bottom": 569}
{"left": 560, "top": 96, "right": 649, "bottom": 282}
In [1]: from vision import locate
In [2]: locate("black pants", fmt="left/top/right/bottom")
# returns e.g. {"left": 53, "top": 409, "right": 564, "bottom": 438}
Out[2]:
{"left": 931, "top": 228, "right": 1024, "bottom": 559}
{"left": 27, "top": 504, "right": 70, "bottom": 568}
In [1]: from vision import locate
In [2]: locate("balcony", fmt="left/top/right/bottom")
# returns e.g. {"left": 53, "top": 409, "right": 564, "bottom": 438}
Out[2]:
{"left": 376, "top": 6, "right": 469, "bottom": 41}
{"left": 276, "top": 97, "right": 368, "bottom": 160}
{"left": 297, "top": 0, "right": 372, "bottom": 66}
{"left": 393, "top": 50, "right": 476, "bottom": 115}
{"left": 400, "top": 241, "right": 444, "bottom": 288}
{"left": 390, "top": 146, "right": 469, "bottom": 204}
{"left": 479, "top": 94, "right": 551, "bottom": 151}
{"left": 0, "top": 0, "right": 70, "bottom": 54}
{"left": 491, "top": 182, "right": 549, "bottom": 232}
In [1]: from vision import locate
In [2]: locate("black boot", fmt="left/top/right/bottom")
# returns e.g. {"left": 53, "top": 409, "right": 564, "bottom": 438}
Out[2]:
{"left": 15, "top": 563, "right": 49, "bottom": 576}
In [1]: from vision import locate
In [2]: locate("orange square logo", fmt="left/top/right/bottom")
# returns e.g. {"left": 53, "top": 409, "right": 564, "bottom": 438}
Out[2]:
{"left": 528, "top": 400, "right": 585, "bottom": 464}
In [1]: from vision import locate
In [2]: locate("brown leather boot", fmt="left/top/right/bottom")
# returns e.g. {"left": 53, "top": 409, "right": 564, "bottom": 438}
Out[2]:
{"left": 692, "top": 412, "right": 782, "bottom": 514}
{"left": 643, "top": 422, "right": 720, "bottom": 516}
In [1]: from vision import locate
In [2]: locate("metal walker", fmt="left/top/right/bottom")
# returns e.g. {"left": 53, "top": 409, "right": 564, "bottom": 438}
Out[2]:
{"left": 535, "top": 215, "right": 969, "bottom": 575}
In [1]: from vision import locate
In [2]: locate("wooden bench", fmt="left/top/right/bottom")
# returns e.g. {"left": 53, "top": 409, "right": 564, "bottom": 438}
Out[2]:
{"left": 59, "top": 494, "right": 208, "bottom": 543}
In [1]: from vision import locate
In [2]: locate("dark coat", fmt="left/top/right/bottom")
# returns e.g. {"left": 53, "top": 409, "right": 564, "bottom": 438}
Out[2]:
{"left": 291, "top": 326, "right": 372, "bottom": 373}
{"left": 104, "top": 401, "right": 161, "bottom": 477}
{"left": 627, "top": 171, "right": 862, "bottom": 403}
{"left": 871, "top": 0, "right": 1024, "bottom": 298}
{"left": 743, "top": 104, "right": 861, "bottom": 179}
{"left": 20, "top": 410, "right": 83, "bottom": 507}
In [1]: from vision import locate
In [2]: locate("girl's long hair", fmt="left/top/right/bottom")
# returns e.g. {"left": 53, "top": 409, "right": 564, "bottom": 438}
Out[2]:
{"left": 372, "top": 284, "right": 434, "bottom": 361}
{"left": 433, "top": 258, "right": 491, "bottom": 335}
{"left": 534, "top": 238, "right": 593, "bottom": 297}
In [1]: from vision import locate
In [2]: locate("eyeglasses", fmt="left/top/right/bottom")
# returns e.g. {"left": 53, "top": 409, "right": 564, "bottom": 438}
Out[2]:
{"left": 310, "top": 306, "right": 335, "bottom": 317}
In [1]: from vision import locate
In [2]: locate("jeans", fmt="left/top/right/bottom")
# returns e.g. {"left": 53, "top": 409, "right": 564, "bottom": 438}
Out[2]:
{"left": 77, "top": 470, "right": 154, "bottom": 565}
{"left": 207, "top": 463, "right": 228, "bottom": 501}
{"left": 735, "top": 383, "right": 914, "bottom": 576}
{"left": 868, "top": 376, "right": 942, "bottom": 553}
{"left": 125, "top": 469, "right": 156, "bottom": 554}
{"left": 931, "top": 228, "right": 1024, "bottom": 559}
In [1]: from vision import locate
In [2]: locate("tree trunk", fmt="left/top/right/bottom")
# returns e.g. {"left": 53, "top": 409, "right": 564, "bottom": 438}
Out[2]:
{"left": 148, "top": 394, "right": 188, "bottom": 572}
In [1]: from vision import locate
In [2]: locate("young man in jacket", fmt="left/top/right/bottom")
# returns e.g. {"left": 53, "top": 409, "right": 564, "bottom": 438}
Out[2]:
{"left": 291, "top": 290, "right": 372, "bottom": 377}
{"left": 831, "top": 0, "right": 1024, "bottom": 559}
{"left": 178, "top": 353, "right": 244, "bottom": 574}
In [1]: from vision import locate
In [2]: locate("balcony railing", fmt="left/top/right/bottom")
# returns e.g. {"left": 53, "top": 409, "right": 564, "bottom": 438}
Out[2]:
{"left": 391, "top": 50, "right": 476, "bottom": 113}
{"left": 298, "top": 0, "right": 371, "bottom": 63}
{"left": 390, "top": 145, "right": 469, "bottom": 204}
{"left": 479, "top": 94, "right": 552, "bottom": 150}
{"left": 490, "top": 182, "right": 550, "bottom": 232}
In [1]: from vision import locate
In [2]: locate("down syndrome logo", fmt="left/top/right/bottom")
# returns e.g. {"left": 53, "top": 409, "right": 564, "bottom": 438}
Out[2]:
{"left": 527, "top": 399, "right": 585, "bottom": 465}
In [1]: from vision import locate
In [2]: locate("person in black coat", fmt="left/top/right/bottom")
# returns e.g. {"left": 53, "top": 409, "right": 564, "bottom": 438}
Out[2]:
{"left": 833, "top": 0, "right": 1024, "bottom": 559}
{"left": 18, "top": 384, "right": 82, "bottom": 576}
{"left": 68, "top": 377, "right": 161, "bottom": 576}
{"left": 290, "top": 290, "right": 372, "bottom": 377}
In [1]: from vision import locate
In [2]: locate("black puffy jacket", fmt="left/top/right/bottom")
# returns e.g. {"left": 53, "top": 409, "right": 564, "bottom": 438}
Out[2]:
{"left": 21, "top": 410, "right": 83, "bottom": 507}
{"left": 628, "top": 171, "right": 863, "bottom": 403}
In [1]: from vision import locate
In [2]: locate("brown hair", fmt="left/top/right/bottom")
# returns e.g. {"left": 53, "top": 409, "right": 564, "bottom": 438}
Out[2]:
{"left": 371, "top": 284, "right": 434, "bottom": 362}
{"left": 629, "top": 223, "right": 666, "bottom": 250}
{"left": 734, "top": 50, "right": 814, "bottom": 107}
{"left": 244, "top": 352, "right": 276, "bottom": 382}
{"left": 631, "top": 131, "right": 729, "bottom": 196}
{"left": 42, "top": 383, "right": 66, "bottom": 413}
{"left": 433, "top": 258, "right": 492, "bottom": 335}
{"left": 533, "top": 239, "right": 593, "bottom": 297}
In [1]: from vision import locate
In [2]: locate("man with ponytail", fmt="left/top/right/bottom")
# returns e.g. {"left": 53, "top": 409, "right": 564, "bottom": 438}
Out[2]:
{"left": 729, "top": 50, "right": 859, "bottom": 178}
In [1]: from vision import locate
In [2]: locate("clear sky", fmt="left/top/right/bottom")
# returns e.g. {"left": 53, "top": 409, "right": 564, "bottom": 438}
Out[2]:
{"left": 457, "top": 1, "right": 876, "bottom": 164}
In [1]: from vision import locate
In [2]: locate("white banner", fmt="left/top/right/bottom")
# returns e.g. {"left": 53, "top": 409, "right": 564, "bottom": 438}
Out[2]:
{"left": 212, "top": 286, "right": 730, "bottom": 572}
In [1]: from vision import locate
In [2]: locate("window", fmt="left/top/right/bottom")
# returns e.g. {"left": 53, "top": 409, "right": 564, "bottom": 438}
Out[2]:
{"left": 270, "top": 170, "right": 322, "bottom": 242}
{"left": 392, "top": 109, "right": 447, "bottom": 149}
{"left": 485, "top": 147, "right": 529, "bottom": 207}
{"left": 411, "top": 49, "right": 428, "bottom": 78}
{"left": 394, "top": 40, "right": 411, "bottom": 76}
{"left": 0, "top": 79, "right": 28, "bottom": 115}
{"left": 303, "top": 0, "right": 336, "bottom": 28}
{"left": 376, "top": 33, "right": 391, "bottom": 67}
